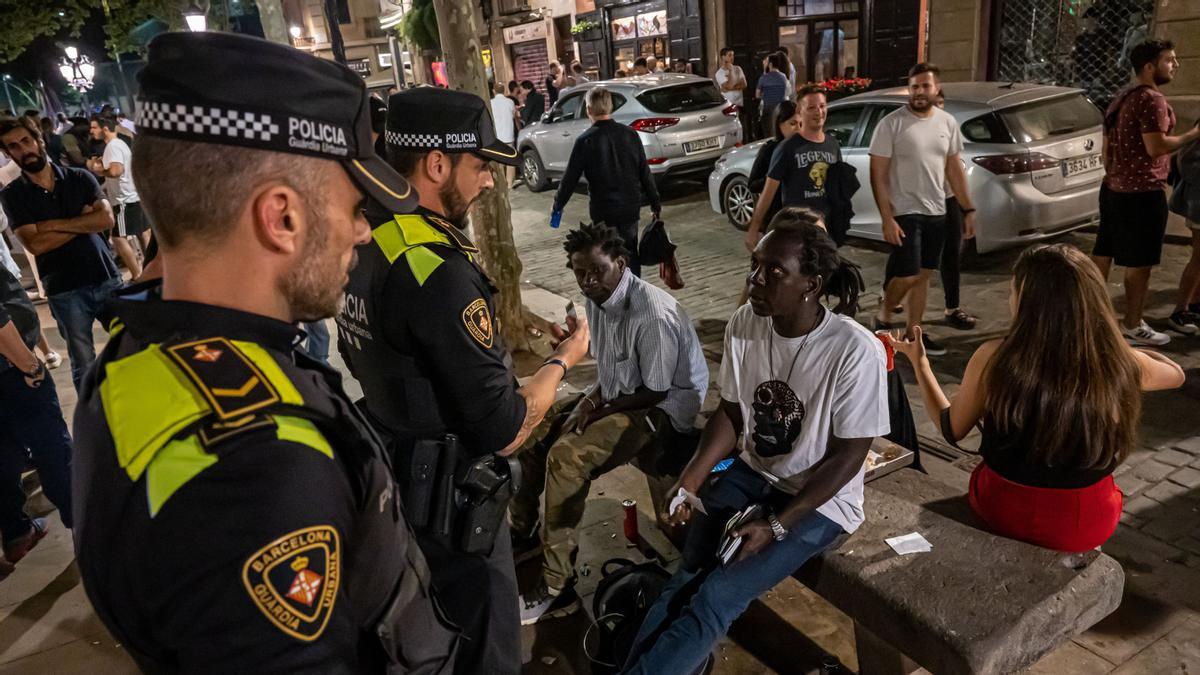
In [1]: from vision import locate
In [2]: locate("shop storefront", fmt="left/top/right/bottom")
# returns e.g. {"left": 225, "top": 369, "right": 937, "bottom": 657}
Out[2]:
{"left": 573, "top": 0, "right": 706, "bottom": 80}
{"left": 503, "top": 20, "right": 553, "bottom": 94}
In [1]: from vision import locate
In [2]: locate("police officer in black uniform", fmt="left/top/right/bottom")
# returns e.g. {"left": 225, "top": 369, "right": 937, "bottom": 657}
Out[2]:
{"left": 72, "top": 32, "right": 457, "bottom": 673}
{"left": 337, "top": 88, "right": 590, "bottom": 674}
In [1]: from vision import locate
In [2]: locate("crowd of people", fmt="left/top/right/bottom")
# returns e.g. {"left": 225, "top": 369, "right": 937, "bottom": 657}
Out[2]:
{"left": 0, "top": 26, "right": 1194, "bottom": 675}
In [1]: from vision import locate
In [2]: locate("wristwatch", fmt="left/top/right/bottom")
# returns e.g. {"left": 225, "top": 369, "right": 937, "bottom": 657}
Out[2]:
{"left": 766, "top": 513, "right": 788, "bottom": 542}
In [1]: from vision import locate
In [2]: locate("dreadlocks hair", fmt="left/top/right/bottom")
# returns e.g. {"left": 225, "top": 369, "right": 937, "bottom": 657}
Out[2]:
{"left": 563, "top": 222, "right": 630, "bottom": 268}
{"left": 767, "top": 206, "right": 865, "bottom": 315}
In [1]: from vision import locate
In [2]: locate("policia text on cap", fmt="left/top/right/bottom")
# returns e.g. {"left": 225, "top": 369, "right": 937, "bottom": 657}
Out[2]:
{"left": 337, "top": 87, "right": 590, "bottom": 675}
{"left": 72, "top": 33, "right": 460, "bottom": 672}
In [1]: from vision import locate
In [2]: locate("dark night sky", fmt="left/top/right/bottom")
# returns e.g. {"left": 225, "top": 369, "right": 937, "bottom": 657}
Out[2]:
{"left": 3, "top": 8, "right": 115, "bottom": 87}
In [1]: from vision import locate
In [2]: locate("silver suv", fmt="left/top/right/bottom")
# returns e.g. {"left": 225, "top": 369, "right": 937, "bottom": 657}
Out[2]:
{"left": 516, "top": 74, "right": 742, "bottom": 192}
{"left": 708, "top": 82, "right": 1105, "bottom": 253}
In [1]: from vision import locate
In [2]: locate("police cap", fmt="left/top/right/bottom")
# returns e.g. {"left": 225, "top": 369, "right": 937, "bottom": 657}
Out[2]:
{"left": 135, "top": 31, "right": 417, "bottom": 213}
{"left": 385, "top": 87, "right": 520, "bottom": 166}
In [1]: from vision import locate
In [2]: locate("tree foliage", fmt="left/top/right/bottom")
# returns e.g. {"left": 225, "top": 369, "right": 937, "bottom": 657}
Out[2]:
{"left": 0, "top": 0, "right": 91, "bottom": 63}
{"left": 399, "top": 0, "right": 440, "bottom": 52}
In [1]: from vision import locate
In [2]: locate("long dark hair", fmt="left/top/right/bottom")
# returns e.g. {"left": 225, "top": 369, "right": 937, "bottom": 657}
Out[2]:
{"left": 985, "top": 244, "right": 1141, "bottom": 470}
{"left": 767, "top": 207, "right": 864, "bottom": 315}
{"left": 771, "top": 100, "right": 798, "bottom": 141}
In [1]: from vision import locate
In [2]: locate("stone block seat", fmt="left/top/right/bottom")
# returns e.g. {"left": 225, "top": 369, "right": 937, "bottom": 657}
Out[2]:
{"left": 793, "top": 469, "right": 1125, "bottom": 675}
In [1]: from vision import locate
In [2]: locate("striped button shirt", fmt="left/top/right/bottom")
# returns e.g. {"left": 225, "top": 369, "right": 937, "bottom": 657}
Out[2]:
{"left": 585, "top": 270, "right": 708, "bottom": 432}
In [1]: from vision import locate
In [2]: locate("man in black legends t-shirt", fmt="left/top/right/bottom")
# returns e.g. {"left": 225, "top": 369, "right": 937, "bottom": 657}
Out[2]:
{"left": 0, "top": 116, "right": 121, "bottom": 391}
{"left": 745, "top": 86, "right": 842, "bottom": 249}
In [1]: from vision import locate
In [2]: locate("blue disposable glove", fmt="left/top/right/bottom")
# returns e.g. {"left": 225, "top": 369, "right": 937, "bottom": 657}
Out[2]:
{"left": 550, "top": 211, "right": 563, "bottom": 229}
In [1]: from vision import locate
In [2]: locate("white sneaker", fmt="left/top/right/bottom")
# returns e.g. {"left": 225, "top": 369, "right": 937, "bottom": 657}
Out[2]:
{"left": 1122, "top": 321, "right": 1170, "bottom": 347}
{"left": 45, "top": 352, "right": 62, "bottom": 369}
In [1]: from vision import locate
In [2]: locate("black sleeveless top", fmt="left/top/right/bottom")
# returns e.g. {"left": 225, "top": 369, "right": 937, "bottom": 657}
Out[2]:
{"left": 979, "top": 415, "right": 1117, "bottom": 489}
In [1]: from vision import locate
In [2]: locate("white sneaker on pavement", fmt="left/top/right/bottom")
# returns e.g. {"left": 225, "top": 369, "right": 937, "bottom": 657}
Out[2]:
{"left": 45, "top": 352, "right": 62, "bottom": 369}
{"left": 1122, "top": 321, "right": 1170, "bottom": 347}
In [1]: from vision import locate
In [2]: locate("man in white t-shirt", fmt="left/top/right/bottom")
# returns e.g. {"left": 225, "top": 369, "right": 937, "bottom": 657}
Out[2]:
{"left": 868, "top": 63, "right": 977, "bottom": 357}
{"left": 623, "top": 210, "right": 889, "bottom": 674}
{"left": 88, "top": 115, "right": 149, "bottom": 278}
{"left": 714, "top": 47, "right": 748, "bottom": 140}
{"left": 490, "top": 81, "right": 518, "bottom": 188}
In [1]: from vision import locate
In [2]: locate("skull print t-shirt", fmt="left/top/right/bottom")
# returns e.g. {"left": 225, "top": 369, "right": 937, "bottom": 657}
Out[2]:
{"left": 717, "top": 304, "right": 889, "bottom": 533}
{"left": 767, "top": 133, "right": 842, "bottom": 220}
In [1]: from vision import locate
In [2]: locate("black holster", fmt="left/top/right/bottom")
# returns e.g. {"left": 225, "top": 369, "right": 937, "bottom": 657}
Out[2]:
{"left": 400, "top": 434, "right": 520, "bottom": 556}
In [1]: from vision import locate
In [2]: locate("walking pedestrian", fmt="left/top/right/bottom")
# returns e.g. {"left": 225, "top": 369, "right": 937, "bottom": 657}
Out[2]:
{"left": 756, "top": 53, "right": 789, "bottom": 139}
{"left": 746, "top": 100, "right": 799, "bottom": 231}
{"left": 1167, "top": 136, "right": 1200, "bottom": 334}
{"left": 623, "top": 211, "right": 888, "bottom": 674}
{"left": 545, "top": 62, "right": 562, "bottom": 105}
{"left": 0, "top": 115, "right": 121, "bottom": 391}
{"left": 512, "top": 223, "right": 707, "bottom": 625}
{"left": 869, "top": 63, "right": 977, "bottom": 357}
{"left": 933, "top": 90, "right": 977, "bottom": 329}
{"left": 519, "top": 80, "right": 545, "bottom": 128}
{"left": 746, "top": 85, "right": 841, "bottom": 249}
{"left": 73, "top": 31, "right": 458, "bottom": 672}
{"left": 1092, "top": 39, "right": 1200, "bottom": 345}
{"left": 491, "top": 81, "right": 518, "bottom": 188}
{"left": 715, "top": 47, "right": 750, "bottom": 141}
{"left": 88, "top": 115, "right": 149, "bottom": 279}
{"left": 893, "top": 244, "right": 1183, "bottom": 551}
{"left": 551, "top": 86, "right": 662, "bottom": 278}
{"left": 0, "top": 261, "right": 73, "bottom": 580}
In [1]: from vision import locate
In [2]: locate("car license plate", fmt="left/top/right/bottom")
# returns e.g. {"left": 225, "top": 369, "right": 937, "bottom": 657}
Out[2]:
{"left": 684, "top": 137, "right": 720, "bottom": 154}
{"left": 1062, "top": 153, "right": 1102, "bottom": 177}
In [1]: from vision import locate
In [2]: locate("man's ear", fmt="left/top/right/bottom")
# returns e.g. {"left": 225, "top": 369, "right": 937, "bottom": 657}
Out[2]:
{"left": 250, "top": 183, "right": 302, "bottom": 255}
{"left": 423, "top": 150, "right": 450, "bottom": 188}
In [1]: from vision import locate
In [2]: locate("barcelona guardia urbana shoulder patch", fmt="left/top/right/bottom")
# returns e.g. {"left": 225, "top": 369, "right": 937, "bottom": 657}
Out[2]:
{"left": 463, "top": 298, "right": 494, "bottom": 348}
{"left": 242, "top": 525, "right": 341, "bottom": 641}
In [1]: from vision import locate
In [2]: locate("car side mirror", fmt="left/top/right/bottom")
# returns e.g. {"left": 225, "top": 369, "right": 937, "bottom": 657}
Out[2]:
{"left": 542, "top": 113, "right": 552, "bottom": 123}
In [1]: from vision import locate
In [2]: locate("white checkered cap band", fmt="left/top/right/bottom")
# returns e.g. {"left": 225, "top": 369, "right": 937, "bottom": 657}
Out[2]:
{"left": 136, "top": 101, "right": 281, "bottom": 142}
{"left": 385, "top": 130, "right": 443, "bottom": 149}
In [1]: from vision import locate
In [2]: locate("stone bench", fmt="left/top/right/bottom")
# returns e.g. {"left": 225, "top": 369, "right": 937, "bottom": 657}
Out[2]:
{"left": 793, "top": 468, "right": 1125, "bottom": 675}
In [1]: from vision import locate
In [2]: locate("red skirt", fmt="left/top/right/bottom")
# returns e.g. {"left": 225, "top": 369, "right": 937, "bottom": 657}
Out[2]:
{"left": 968, "top": 462, "right": 1123, "bottom": 553}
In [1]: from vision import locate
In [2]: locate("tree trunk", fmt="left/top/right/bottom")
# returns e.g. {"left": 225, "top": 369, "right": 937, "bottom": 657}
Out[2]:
{"left": 255, "top": 0, "right": 290, "bottom": 45}
{"left": 323, "top": 0, "right": 347, "bottom": 64}
{"left": 431, "top": 0, "right": 528, "bottom": 352}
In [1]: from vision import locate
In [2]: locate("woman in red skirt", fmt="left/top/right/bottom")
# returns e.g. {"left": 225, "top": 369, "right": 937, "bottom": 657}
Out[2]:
{"left": 892, "top": 244, "right": 1184, "bottom": 552}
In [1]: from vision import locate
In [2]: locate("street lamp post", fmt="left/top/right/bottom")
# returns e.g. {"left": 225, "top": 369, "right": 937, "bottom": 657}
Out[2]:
{"left": 1, "top": 75, "right": 16, "bottom": 115}
{"left": 183, "top": 3, "right": 208, "bottom": 32}
{"left": 59, "top": 46, "right": 95, "bottom": 93}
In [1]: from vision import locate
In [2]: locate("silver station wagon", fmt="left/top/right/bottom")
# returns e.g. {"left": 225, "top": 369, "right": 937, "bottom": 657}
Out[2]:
{"left": 708, "top": 82, "right": 1105, "bottom": 254}
{"left": 517, "top": 73, "right": 743, "bottom": 192}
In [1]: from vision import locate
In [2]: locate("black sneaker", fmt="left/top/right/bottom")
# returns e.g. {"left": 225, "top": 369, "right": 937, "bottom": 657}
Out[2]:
{"left": 519, "top": 583, "right": 580, "bottom": 625}
{"left": 944, "top": 308, "right": 978, "bottom": 330}
{"left": 921, "top": 333, "right": 948, "bottom": 356}
{"left": 511, "top": 529, "right": 542, "bottom": 566}
{"left": 1168, "top": 310, "right": 1200, "bottom": 335}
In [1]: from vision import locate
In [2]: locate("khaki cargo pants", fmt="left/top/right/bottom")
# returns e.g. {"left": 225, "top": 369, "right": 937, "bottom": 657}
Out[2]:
{"left": 509, "top": 396, "right": 677, "bottom": 591}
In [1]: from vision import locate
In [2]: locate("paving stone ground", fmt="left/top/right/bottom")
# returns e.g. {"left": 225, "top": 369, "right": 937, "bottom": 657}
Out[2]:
{"left": 1, "top": 177, "right": 1198, "bottom": 673}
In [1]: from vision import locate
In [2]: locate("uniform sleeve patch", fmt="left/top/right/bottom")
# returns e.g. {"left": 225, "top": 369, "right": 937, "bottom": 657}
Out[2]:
{"left": 242, "top": 525, "right": 341, "bottom": 642}
{"left": 462, "top": 298, "right": 494, "bottom": 348}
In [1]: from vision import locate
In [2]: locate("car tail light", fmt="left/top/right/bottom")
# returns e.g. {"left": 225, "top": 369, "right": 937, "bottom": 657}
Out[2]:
{"left": 722, "top": 105, "right": 738, "bottom": 117}
{"left": 972, "top": 152, "right": 1061, "bottom": 175}
{"left": 647, "top": 157, "right": 668, "bottom": 165}
{"left": 630, "top": 117, "right": 680, "bottom": 133}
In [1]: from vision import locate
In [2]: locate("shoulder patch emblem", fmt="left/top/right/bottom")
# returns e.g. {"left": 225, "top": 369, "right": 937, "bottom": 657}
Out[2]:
{"left": 164, "top": 338, "right": 280, "bottom": 419}
{"left": 463, "top": 298, "right": 494, "bottom": 348}
{"left": 242, "top": 525, "right": 341, "bottom": 642}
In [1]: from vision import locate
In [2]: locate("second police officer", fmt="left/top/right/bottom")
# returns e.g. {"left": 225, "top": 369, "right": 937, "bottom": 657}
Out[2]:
{"left": 337, "top": 88, "right": 590, "bottom": 674}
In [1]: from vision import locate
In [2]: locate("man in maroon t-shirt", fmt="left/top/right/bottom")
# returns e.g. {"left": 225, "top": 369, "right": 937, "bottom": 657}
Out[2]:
{"left": 1092, "top": 39, "right": 1200, "bottom": 346}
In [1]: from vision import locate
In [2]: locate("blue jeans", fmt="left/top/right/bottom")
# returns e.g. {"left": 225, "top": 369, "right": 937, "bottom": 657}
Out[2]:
{"left": 46, "top": 277, "right": 122, "bottom": 392}
{"left": 302, "top": 320, "right": 330, "bottom": 363}
{"left": 0, "top": 367, "right": 73, "bottom": 538}
{"left": 623, "top": 459, "right": 844, "bottom": 674}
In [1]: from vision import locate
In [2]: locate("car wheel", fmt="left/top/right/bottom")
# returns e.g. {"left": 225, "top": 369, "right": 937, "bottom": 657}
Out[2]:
{"left": 722, "top": 175, "right": 755, "bottom": 231}
{"left": 521, "top": 148, "right": 550, "bottom": 193}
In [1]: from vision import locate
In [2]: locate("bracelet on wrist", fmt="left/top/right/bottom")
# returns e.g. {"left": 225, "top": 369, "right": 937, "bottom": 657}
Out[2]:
{"left": 542, "top": 357, "right": 568, "bottom": 377}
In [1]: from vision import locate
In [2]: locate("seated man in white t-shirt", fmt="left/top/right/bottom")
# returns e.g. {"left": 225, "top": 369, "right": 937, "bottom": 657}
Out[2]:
{"left": 623, "top": 207, "right": 890, "bottom": 674}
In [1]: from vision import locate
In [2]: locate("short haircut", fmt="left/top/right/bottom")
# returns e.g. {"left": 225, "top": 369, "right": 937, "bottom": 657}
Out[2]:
{"left": 564, "top": 222, "right": 629, "bottom": 264}
{"left": 720, "top": 47, "right": 734, "bottom": 57}
{"left": 908, "top": 62, "right": 940, "bottom": 81}
{"left": 572, "top": 62, "right": 583, "bottom": 73}
{"left": 1130, "top": 39, "right": 1174, "bottom": 73}
{"left": 777, "top": 46, "right": 789, "bottom": 56}
{"left": 768, "top": 53, "right": 787, "bottom": 72}
{"left": 796, "top": 84, "right": 826, "bottom": 101}
{"left": 520, "top": 80, "right": 535, "bottom": 91}
{"left": 131, "top": 135, "right": 336, "bottom": 250}
{"left": 0, "top": 115, "right": 42, "bottom": 146}
{"left": 92, "top": 115, "right": 117, "bottom": 133}
{"left": 585, "top": 87, "right": 613, "bottom": 117}
{"left": 634, "top": 57, "right": 647, "bottom": 68}
{"left": 385, "top": 147, "right": 462, "bottom": 179}
{"left": 507, "top": 80, "right": 519, "bottom": 92}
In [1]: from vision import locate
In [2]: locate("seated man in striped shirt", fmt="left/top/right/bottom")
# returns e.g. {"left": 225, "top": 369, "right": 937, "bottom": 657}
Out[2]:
{"left": 512, "top": 222, "right": 709, "bottom": 625}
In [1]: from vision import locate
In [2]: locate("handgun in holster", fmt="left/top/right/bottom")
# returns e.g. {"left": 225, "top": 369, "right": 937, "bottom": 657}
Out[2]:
{"left": 454, "top": 452, "right": 522, "bottom": 556}
{"left": 401, "top": 434, "right": 461, "bottom": 535}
